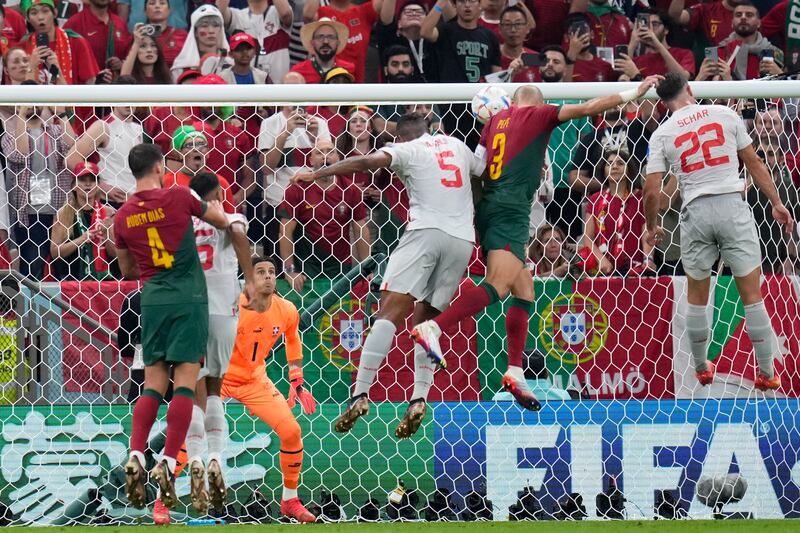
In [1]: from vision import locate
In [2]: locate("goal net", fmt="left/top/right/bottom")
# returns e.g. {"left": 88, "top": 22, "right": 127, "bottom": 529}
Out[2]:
{"left": 0, "top": 81, "right": 798, "bottom": 524}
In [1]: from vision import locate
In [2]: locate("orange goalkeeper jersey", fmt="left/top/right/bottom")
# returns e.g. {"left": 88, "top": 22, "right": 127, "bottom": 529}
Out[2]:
{"left": 224, "top": 294, "right": 303, "bottom": 386}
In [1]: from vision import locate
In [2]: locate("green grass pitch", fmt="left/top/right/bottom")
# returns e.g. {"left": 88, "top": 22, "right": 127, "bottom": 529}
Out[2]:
{"left": 39, "top": 521, "right": 799, "bottom": 533}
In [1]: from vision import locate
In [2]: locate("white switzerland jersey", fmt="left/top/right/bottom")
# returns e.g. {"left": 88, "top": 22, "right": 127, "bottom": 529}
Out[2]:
{"left": 194, "top": 212, "right": 248, "bottom": 316}
{"left": 646, "top": 104, "right": 752, "bottom": 207}
{"left": 380, "top": 134, "right": 485, "bottom": 243}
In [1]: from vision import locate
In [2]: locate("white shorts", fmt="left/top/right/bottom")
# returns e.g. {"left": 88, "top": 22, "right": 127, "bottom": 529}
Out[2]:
{"left": 680, "top": 192, "right": 762, "bottom": 280}
{"left": 198, "top": 314, "right": 237, "bottom": 380}
{"left": 380, "top": 228, "right": 472, "bottom": 312}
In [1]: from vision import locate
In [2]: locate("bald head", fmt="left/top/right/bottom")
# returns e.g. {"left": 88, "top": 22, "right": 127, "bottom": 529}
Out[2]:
{"left": 512, "top": 85, "right": 543, "bottom": 107}
{"left": 282, "top": 71, "right": 306, "bottom": 84}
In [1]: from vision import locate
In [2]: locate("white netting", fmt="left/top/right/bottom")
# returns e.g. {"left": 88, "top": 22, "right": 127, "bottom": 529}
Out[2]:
{"left": 0, "top": 82, "right": 797, "bottom": 524}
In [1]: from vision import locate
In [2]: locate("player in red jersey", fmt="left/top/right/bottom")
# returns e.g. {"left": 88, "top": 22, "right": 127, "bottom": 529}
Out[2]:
{"left": 413, "top": 76, "right": 661, "bottom": 410}
{"left": 114, "top": 143, "right": 229, "bottom": 510}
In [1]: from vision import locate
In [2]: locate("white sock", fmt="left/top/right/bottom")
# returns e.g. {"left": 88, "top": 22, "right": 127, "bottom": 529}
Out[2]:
{"left": 164, "top": 455, "right": 177, "bottom": 474}
{"left": 205, "top": 395, "right": 227, "bottom": 465}
{"left": 744, "top": 301, "right": 777, "bottom": 378}
{"left": 129, "top": 450, "right": 145, "bottom": 467}
{"left": 686, "top": 304, "right": 710, "bottom": 372}
{"left": 282, "top": 487, "right": 298, "bottom": 501}
{"left": 354, "top": 319, "right": 396, "bottom": 397}
{"left": 411, "top": 343, "right": 435, "bottom": 401}
{"left": 186, "top": 405, "right": 206, "bottom": 463}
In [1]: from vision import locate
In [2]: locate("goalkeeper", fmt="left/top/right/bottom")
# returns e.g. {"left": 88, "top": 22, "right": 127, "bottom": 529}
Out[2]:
{"left": 221, "top": 255, "right": 317, "bottom": 523}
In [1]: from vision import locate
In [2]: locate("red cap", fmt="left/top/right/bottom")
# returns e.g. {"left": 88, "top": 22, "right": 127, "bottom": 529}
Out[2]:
{"left": 176, "top": 68, "right": 201, "bottom": 85}
{"left": 229, "top": 32, "right": 258, "bottom": 50}
{"left": 193, "top": 74, "right": 227, "bottom": 85}
{"left": 73, "top": 161, "right": 100, "bottom": 179}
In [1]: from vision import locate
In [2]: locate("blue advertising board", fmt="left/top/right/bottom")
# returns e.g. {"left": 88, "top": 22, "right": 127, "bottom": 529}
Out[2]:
{"left": 433, "top": 399, "right": 800, "bottom": 520}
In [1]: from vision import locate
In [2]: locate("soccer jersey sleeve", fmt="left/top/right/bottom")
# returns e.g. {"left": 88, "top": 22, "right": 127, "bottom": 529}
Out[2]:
{"left": 380, "top": 143, "right": 414, "bottom": 176}
{"left": 731, "top": 110, "right": 753, "bottom": 150}
{"left": 645, "top": 130, "right": 668, "bottom": 174}
{"left": 174, "top": 185, "right": 207, "bottom": 217}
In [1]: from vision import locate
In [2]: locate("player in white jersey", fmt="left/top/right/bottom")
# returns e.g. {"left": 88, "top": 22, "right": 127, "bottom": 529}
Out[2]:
{"left": 185, "top": 172, "right": 254, "bottom": 512}
{"left": 293, "top": 114, "right": 485, "bottom": 439}
{"left": 643, "top": 73, "right": 795, "bottom": 391}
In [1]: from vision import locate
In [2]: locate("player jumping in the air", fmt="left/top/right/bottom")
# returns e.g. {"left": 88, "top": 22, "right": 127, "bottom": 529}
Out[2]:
{"left": 221, "top": 256, "right": 317, "bottom": 523}
{"left": 412, "top": 76, "right": 662, "bottom": 410}
{"left": 293, "top": 113, "right": 485, "bottom": 439}
{"left": 184, "top": 172, "right": 255, "bottom": 513}
{"left": 114, "top": 143, "right": 229, "bottom": 509}
{"left": 643, "top": 73, "right": 795, "bottom": 390}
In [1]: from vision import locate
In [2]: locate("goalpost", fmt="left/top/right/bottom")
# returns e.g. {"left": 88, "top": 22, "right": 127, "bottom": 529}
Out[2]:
{"left": 0, "top": 81, "right": 797, "bottom": 524}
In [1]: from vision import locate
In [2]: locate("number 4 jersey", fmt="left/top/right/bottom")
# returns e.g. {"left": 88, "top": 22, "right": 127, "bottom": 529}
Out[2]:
{"left": 646, "top": 104, "right": 752, "bottom": 206}
{"left": 194, "top": 212, "right": 248, "bottom": 317}
{"left": 379, "top": 133, "right": 485, "bottom": 243}
{"left": 114, "top": 187, "right": 207, "bottom": 306}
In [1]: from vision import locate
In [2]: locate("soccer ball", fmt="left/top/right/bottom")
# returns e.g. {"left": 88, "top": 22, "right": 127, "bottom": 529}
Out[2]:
{"left": 471, "top": 86, "right": 511, "bottom": 124}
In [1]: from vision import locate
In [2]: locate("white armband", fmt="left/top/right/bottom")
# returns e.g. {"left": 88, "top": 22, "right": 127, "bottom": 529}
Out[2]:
{"left": 618, "top": 88, "right": 639, "bottom": 103}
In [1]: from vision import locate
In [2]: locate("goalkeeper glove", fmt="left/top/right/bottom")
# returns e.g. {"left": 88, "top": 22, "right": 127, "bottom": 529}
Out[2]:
{"left": 287, "top": 367, "right": 316, "bottom": 414}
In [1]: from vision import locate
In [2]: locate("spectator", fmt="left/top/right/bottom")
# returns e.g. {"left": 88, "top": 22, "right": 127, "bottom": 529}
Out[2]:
{"left": 3, "top": 47, "right": 41, "bottom": 84}
{"left": 336, "top": 106, "right": 386, "bottom": 189}
{"left": 760, "top": 0, "right": 787, "bottom": 54}
{"left": 67, "top": 78, "right": 144, "bottom": 206}
{"left": 582, "top": 0, "right": 632, "bottom": 48}
{"left": 305, "top": 0, "right": 379, "bottom": 83}
{"left": 142, "top": 0, "right": 189, "bottom": 67}
{"left": 541, "top": 45, "right": 591, "bottom": 241}
{"left": 615, "top": 9, "right": 694, "bottom": 79}
{"left": 376, "top": 47, "right": 427, "bottom": 133}
{"left": 524, "top": 0, "right": 571, "bottom": 51}
{"left": 528, "top": 223, "right": 570, "bottom": 278}
{"left": 2, "top": 5, "right": 29, "bottom": 48}
{"left": 278, "top": 139, "right": 370, "bottom": 291}
{"left": 50, "top": 161, "right": 118, "bottom": 280}
{"left": 64, "top": 0, "right": 131, "bottom": 73}
{"left": 569, "top": 108, "right": 629, "bottom": 188}
{"left": 479, "top": 0, "right": 509, "bottom": 43}
{"left": 291, "top": 17, "right": 355, "bottom": 83}
{"left": 259, "top": 74, "right": 332, "bottom": 256}
{"left": 421, "top": 0, "right": 502, "bottom": 82}
{"left": 375, "top": 0, "right": 435, "bottom": 81}
{"left": 219, "top": 32, "right": 270, "bottom": 84}
{"left": 171, "top": 5, "right": 229, "bottom": 82}
{"left": 668, "top": 0, "right": 736, "bottom": 46}
{"left": 164, "top": 125, "right": 236, "bottom": 212}
{"left": 120, "top": 24, "right": 173, "bottom": 84}
{"left": 305, "top": 67, "right": 355, "bottom": 137}
{"left": 564, "top": 13, "right": 616, "bottom": 82}
{"left": 748, "top": 137, "right": 798, "bottom": 273}
{"left": 217, "top": 0, "right": 292, "bottom": 82}
{"left": 719, "top": 1, "right": 784, "bottom": 80}
{"left": 119, "top": 0, "right": 188, "bottom": 33}
{"left": 191, "top": 74, "right": 255, "bottom": 205}
{"left": 500, "top": 5, "right": 538, "bottom": 82}
{"left": 2, "top": 105, "right": 76, "bottom": 278}
{"left": 581, "top": 150, "right": 654, "bottom": 276}
{"left": 626, "top": 98, "right": 665, "bottom": 172}
{"left": 20, "top": 0, "right": 100, "bottom": 85}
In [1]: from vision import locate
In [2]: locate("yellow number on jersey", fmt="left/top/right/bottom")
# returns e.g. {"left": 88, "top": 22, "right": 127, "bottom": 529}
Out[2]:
{"left": 489, "top": 133, "right": 506, "bottom": 180}
{"left": 147, "top": 227, "right": 175, "bottom": 269}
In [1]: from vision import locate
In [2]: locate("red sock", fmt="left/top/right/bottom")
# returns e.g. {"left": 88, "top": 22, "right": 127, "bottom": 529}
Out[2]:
{"left": 506, "top": 298, "right": 532, "bottom": 368}
{"left": 131, "top": 389, "right": 162, "bottom": 454}
{"left": 164, "top": 388, "right": 195, "bottom": 462}
{"left": 434, "top": 283, "right": 499, "bottom": 331}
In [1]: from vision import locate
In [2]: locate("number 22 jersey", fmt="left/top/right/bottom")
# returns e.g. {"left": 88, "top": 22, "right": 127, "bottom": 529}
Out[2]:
{"left": 646, "top": 104, "right": 752, "bottom": 207}
{"left": 114, "top": 187, "right": 207, "bottom": 306}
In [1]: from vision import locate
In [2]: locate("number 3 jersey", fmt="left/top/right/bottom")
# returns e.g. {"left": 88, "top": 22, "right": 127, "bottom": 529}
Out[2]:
{"left": 194, "top": 212, "right": 248, "bottom": 316}
{"left": 224, "top": 294, "right": 302, "bottom": 386}
{"left": 478, "top": 104, "right": 563, "bottom": 208}
{"left": 646, "top": 104, "right": 752, "bottom": 206}
{"left": 379, "top": 133, "right": 485, "bottom": 243}
{"left": 114, "top": 187, "right": 207, "bottom": 306}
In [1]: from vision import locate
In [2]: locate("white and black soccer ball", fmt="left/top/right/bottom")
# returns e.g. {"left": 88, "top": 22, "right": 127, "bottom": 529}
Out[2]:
{"left": 471, "top": 86, "right": 511, "bottom": 124}
{"left": 696, "top": 473, "right": 748, "bottom": 509}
